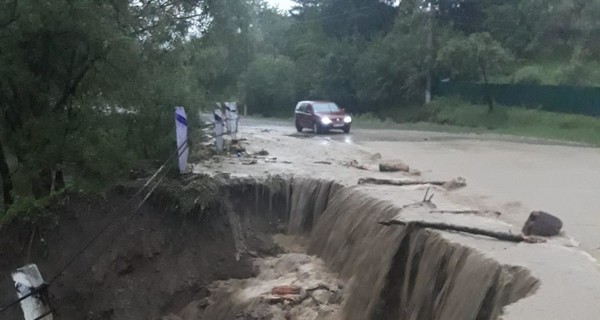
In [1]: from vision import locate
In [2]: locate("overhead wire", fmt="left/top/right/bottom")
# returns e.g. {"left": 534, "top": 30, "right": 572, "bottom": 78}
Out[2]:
{"left": 0, "top": 137, "right": 189, "bottom": 316}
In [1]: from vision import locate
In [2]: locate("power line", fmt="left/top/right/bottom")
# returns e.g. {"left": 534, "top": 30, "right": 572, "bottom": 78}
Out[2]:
{"left": 0, "top": 283, "right": 49, "bottom": 314}
{"left": 0, "top": 137, "right": 189, "bottom": 315}
{"left": 47, "top": 141, "right": 185, "bottom": 286}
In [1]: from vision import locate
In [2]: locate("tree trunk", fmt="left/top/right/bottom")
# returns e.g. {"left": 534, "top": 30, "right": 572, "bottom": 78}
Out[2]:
{"left": 32, "top": 167, "right": 52, "bottom": 199}
{"left": 0, "top": 139, "right": 14, "bottom": 210}
{"left": 480, "top": 62, "right": 494, "bottom": 112}
{"left": 54, "top": 168, "right": 65, "bottom": 191}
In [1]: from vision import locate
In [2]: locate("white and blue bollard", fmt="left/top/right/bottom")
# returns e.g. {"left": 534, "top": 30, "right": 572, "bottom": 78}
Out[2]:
{"left": 224, "top": 102, "right": 239, "bottom": 141}
{"left": 214, "top": 108, "right": 224, "bottom": 153}
{"left": 174, "top": 106, "right": 189, "bottom": 174}
{"left": 11, "top": 264, "right": 53, "bottom": 320}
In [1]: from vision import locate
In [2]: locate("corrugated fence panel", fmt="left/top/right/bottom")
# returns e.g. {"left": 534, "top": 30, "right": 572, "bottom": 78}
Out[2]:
{"left": 434, "top": 82, "right": 600, "bottom": 116}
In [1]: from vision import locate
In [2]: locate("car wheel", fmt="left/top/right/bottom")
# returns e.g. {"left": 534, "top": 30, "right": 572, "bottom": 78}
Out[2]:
{"left": 295, "top": 119, "right": 302, "bottom": 132}
{"left": 312, "top": 122, "right": 320, "bottom": 134}
{"left": 343, "top": 125, "right": 350, "bottom": 134}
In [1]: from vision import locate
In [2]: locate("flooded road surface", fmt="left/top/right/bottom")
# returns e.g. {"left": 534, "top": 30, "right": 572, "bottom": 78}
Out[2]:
{"left": 353, "top": 132, "right": 600, "bottom": 260}
{"left": 241, "top": 117, "right": 600, "bottom": 259}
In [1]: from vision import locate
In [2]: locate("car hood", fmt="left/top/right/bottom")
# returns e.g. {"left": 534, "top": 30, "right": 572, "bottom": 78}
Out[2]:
{"left": 314, "top": 111, "right": 346, "bottom": 117}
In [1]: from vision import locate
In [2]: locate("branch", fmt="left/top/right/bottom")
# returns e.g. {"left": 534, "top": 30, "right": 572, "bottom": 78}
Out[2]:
{"left": 358, "top": 177, "right": 445, "bottom": 186}
{"left": 52, "top": 53, "right": 97, "bottom": 113}
{"left": 379, "top": 219, "right": 544, "bottom": 243}
{"left": 430, "top": 209, "right": 501, "bottom": 216}
{"left": 168, "top": 12, "right": 206, "bottom": 21}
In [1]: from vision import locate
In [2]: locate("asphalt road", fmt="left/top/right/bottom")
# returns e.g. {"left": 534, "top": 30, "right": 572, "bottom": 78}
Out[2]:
{"left": 240, "top": 116, "right": 600, "bottom": 260}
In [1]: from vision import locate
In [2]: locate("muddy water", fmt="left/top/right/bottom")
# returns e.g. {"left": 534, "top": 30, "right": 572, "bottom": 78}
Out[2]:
{"left": 363, "top": 138, "right": 600, "bottom": 259}
{"left": 182, "top": 176, "right": 539, "bottom": 320}
{"left": 301, "top": 183, "right": 538, "bottom": 320}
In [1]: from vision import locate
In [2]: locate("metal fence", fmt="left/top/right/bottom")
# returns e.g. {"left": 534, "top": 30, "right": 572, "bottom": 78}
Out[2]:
{"left": 434, "top": 82, "right": 600, "bottom": 117}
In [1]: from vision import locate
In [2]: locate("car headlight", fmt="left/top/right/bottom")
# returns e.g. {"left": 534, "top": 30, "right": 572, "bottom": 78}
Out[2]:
{"left": 343, "top": 116, "right": 352, "bottom": 123}
{"left": 321, "top": 117, "right": 332, "bottom": 125}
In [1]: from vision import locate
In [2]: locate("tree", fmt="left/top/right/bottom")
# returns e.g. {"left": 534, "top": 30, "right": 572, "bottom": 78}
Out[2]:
{"left": 0, "top": 0, "right": 208, "bottom": 209}
{"left": 437, "top": 32, "right": 513, "bottom": 112}
{"left": 241, "top": 55, "right": 298, "bottom": 116}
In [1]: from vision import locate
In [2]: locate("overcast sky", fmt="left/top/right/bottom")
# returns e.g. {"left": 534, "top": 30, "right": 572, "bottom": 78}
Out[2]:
{"left": 265, "top": 0, "right": 295, "bottom": 10}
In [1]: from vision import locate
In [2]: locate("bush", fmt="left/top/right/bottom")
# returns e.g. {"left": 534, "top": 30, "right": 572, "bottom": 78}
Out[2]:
{"left": 512, "top": 66, "right": 544, "bottom": 84}
{"left": 242, "top": 55, "right": 299, "bottom": 117}
{"left": 424, "top": 98, "right": 600, "bottom": 145}
{"left": 556, "top": 61, "right": 592, "bottom": 86}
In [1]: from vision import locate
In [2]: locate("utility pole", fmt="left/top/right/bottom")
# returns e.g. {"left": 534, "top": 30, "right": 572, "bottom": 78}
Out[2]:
{"left": 425, "top": 3, "right": 433, "bottom": 104}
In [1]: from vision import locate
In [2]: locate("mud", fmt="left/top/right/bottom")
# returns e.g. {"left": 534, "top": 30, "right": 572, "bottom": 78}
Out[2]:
{"left": 0, "top": 175, "right": 539, "bottom": 320}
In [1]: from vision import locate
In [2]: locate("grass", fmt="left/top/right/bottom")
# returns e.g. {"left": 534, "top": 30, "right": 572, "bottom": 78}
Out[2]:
{"left": 360, "top": 97, "right": 600, "bottom": 146}
{"left": 351, "top": 113, "right": 401, "bottom": 129}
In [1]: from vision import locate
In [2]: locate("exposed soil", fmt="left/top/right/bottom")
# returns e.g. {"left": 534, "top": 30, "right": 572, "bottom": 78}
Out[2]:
{"left": 0, "top": 174, "right": 540, "bottom": 320}
{"left": 0, "top": 181, "right": 278, "bottom": 320}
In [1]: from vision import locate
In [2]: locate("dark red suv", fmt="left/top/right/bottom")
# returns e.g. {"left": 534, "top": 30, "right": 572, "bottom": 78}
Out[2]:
{"left": 294, "top": 101, "right": 352, "bottom": 134}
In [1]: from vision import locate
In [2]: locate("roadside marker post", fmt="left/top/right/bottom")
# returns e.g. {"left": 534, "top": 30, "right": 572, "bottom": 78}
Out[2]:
{"left": 174, "top": 106, "right": 189, "bottom": 174}
{"left": 214, "top": 107, "right": 224, "bottom": 153}
{"left": 11, "top": 264, "right": 53, "bottom": 320}
{"left": 225, "top": 102, "right": 238, "bottom": 140}
{"left": 224, "top": 102, "right": 232, "bottom": 133}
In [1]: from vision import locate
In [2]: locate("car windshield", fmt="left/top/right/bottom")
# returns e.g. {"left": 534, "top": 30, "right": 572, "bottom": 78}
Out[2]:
{"left": 312, "top": 102, "right": 340, "bottom": 113}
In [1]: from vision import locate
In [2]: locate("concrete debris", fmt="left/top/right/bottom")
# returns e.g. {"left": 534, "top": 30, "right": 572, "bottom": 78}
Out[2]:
{"left": 344, "top": 160, "right": 368, "bottom": 170}
{"left": 442, "top": 177, "right": 467, "bottom": 190}
{"left": 370, "top": 153, "right": 382, "bottom": 161}
{"left": 358, "top": 177, "right": 467, "bottom": 190}
{"left": 379, "top": 161, "right": 410, "bottom": 172}
{"left": 409, "top": 168, "right": 422, "bottom": 176}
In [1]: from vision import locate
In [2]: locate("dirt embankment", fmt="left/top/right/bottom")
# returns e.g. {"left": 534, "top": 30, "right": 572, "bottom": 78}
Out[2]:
{"left": 0, "top": 176, "right": 278, "bottom": 319}
{"left": 1, "top": 174, "right": 539, "bottom": 320}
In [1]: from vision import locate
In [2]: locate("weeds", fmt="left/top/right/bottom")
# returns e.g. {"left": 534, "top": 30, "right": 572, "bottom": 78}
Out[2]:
{"left": 379, "top": 97, "right": 600, "bottom": 146}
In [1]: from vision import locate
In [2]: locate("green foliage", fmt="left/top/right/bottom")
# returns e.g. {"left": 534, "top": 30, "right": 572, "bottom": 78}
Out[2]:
{"left": 353, "top": 26, "right": 427, "bottom": 111}
{"left": 437, "top": 32, "right": 513, "bottom": 82}
{"left": 556, "top": 62, "right": 591, "bottom": 86}
{"left": 512, "top": 66, "right": 544, "bottom": 85}
{"left": 418, "top": 97, "right": 600, "bottom": 145}
{"left": 427, "top": 97, "right": 510, "bottom": 129}
{"left": 242, "top": 55, "right": 299, "bottom": 116}
{"left": 556, "top": 47, "right": 594, "bottom": 86}
{"left": 0, "top": 0, "right": 209, "bottom": 215}
{"left": 351, "top": 113, "right": 397, "bottom": 129}
{"left": 0, "top": 191, "right": 64, "bottom": 226}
